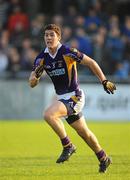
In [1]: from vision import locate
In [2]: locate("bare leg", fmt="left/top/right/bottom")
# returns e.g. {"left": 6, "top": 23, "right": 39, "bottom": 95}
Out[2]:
{"left": 43, "top": 101, "right": 68, "bottom": 139}
{"left": 70, "top": 116, "right": 102, "bottom": 153}
{"left": 70, "top": 116, "right": 112, "bottom": 172}
{"left": 44, "top": 100, "right": 76, "bottom": 163}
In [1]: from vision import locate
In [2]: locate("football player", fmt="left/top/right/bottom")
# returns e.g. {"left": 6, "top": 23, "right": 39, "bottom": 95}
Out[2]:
{"left": 29, "top": 24, "right": 116, "bottom": 173}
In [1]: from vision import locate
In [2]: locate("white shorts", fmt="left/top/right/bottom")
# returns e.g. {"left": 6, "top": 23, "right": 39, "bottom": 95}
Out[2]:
{"left": 58, "top": 89, "right": 85, "bottom": 116}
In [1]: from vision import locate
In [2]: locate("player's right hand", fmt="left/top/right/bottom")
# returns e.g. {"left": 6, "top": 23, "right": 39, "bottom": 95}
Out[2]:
{"left": 102, "top": 80, "right": 116, "bottom": 94}
{"left": 29, "top": 76, "right": 39, "bottom": 88}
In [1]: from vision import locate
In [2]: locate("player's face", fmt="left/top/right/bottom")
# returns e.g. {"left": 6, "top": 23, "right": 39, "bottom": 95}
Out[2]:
{"left": 44, "top": 30, "right": 60, "bottom": 49}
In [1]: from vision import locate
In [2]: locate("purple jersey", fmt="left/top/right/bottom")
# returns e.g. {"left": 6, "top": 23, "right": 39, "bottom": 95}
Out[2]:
{"left": 32, "top": 44, "right": 83, "bottom": 95}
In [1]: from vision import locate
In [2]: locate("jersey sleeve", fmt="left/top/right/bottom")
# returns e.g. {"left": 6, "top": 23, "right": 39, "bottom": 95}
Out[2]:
{"left": 65, "top": 48, "right": 84, "bottom": 63}
{"left": 32, "top": 56, "right": 45, "bottom": 71}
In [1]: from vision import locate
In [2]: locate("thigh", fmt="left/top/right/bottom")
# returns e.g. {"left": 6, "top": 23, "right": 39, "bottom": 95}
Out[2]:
{"left": 44, "top": 100, "right": 68, "bottom": 118}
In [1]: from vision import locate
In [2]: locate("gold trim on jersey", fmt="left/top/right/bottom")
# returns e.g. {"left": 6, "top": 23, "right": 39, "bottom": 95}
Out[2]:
{"left": 63, "top": 55, "right": 77, "bottom": 86}
{"left": 39, "top": 58, "right": 45, "bottom": 66}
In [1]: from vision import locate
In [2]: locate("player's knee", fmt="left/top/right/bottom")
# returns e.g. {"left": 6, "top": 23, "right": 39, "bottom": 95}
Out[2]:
{"left": 43, "top": 110, "right": 54, "bottom": 122}
{"left": 43, "top": 110, "right": 51, "bottom": 121}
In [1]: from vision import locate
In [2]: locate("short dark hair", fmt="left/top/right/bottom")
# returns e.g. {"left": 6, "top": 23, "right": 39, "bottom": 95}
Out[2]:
{"left": 44, "top": 24, "right": 61, "bottom": 37}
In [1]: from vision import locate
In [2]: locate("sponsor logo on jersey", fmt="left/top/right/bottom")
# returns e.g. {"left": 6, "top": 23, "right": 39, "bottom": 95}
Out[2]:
{"left": 48, "top": 68, "right": 65, "bottom": 77}
{"left": 44, "top": 65, "right": 51, "bottom": 69}
{"left": 57, "top": 61, "right": 63, "bottom": 68}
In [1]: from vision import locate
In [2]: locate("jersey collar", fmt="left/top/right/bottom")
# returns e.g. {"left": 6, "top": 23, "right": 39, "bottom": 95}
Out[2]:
{"left": 44, "top": 43, "right": 62, "bottom": 58}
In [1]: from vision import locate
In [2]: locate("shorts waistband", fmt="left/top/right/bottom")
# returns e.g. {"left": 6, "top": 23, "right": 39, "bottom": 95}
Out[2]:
{"left": 57, "top": 89, "right": 82, "bottom": 100}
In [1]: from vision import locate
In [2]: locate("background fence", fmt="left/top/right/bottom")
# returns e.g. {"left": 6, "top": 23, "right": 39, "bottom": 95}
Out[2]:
{"left": 0, "top": 79, "right": 130, "bottom": 120}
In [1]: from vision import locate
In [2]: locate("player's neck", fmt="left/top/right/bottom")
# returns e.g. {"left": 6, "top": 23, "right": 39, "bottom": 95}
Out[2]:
{"left": 48, "top": 47, "right": 57, "bottom": 55}
{"left": 48, "top": 42, "right": 61, "bottom": 55}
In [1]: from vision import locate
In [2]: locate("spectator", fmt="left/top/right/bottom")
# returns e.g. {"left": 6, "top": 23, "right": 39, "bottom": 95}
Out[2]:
{"left": 8, "top": 6, "right": 29, "bottom": 34}
{"left": 122, "top": 16, "right": 130, "bottom": 40}
{"left": 30, "top": 14, "right": 46, "bottom": 48}
{"left": 64, "top": 5, "right": 78, "bottom": 28}
{"left": 62, "top": 26, "right": 73, "bottom": 44}
{"left": 0, "top": 51, "right": 8, "bottom": 72}
{"left": 76, "top": 0, "right": 90, "bottom": 14}
{"left": 69, "top": 38, "right": 80, "bottom": 49}
{"left": 114, "top": 41, "right": 130, "bottom": 78}
{"left": 0, "top": 30, "right": 10, "bottom": 54}
{"left": 114, "top": 62, "right": 130, "bottom": 79}
{"left": 20, "top": 37, "right": 32, "bottom": 70}
{"left": 108, "top": 15, "right": 120, "bottom": 30}
{"left": 93, "top": 31, "right": 105, "bottom": 65}
{"left": 21, "top": 47, "right": 39, "bottom": 70}
{"left": 7, "top": 47, "right": 21, "bottom": 76}
{"left": 0, "top": 0, "right": 10, "bottom": 28}
{"left": 75, "top": 27, "right": 93, "bottom": 56}
{"left": 84, "top": 7, "right": 102, "bottom": 35}
{"left": 74, "top": 15, "right": 85, "bottom": 29}
{"left": 93, "top": 25, "right": 109, "bottom": 73}
{"left": 92, "top": 0, "right": 108, "bottom": 25}
{"left": 9, "top": 24, "right": 29, "bottom": 50}
{"left": 0, "top": 29, "right": 9, "bottom": 72}
{"left": 52, "top": 14, "right": 63, "bottom": 28}
{"left": 105, "top": 26, "right": 125, "bottom": 74}
{"left": 0, "top": 0, "right": 129, "bottom": 80}
{"left": 7, "top": 6, "right": 30, "bottom": 49}
{"left": 20, "top": 38, "right": 40, "bottom": 70}
{"left": 8, "top": 0, "right": 23, "bottom": 15}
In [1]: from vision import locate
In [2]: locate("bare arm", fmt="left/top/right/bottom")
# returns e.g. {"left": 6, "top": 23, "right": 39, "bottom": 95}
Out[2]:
{"left": 80, "top": 54, "right": 106, "bottom": 82}
{"left": 29, "top": 71, "right": 39, "bottom": 88}
{"left": 80, "top": 54, "right": 116, "bottom": 94}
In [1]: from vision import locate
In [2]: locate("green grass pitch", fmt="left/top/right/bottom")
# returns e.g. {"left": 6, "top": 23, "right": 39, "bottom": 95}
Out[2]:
{"left": 0, "top": 121, "right": 130, "bottom": 180}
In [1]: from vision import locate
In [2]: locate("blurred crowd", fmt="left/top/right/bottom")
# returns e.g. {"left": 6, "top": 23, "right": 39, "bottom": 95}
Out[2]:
{"left": 0, "top": 0, "right": 130, "bottom": 79}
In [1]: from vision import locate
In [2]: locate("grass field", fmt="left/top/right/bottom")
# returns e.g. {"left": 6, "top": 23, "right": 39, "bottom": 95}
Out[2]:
{"left": 0, "top": 121, "right": 130, "bottom": 180}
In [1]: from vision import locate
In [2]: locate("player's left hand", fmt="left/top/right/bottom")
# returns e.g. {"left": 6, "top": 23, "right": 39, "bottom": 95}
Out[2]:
{"left": 102, "top": 80, "right": 116, "bottom": 94}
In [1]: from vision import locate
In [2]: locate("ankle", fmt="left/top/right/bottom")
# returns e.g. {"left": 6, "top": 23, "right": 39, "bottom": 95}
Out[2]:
{"left": 96, "top": 149, "right": 107, "bottom": 162}
{"left": 61, "top": 136, "right": 72, "bottom": 148}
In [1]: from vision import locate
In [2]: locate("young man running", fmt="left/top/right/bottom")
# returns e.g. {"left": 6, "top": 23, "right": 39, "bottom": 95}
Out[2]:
{"left": 29, "top": 24, "right": 116, "bottom": 173}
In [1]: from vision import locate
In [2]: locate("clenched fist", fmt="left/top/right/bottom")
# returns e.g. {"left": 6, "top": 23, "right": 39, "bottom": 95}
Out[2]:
{"left": 102, "top": 80, "right": 116, "bottom": 94}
